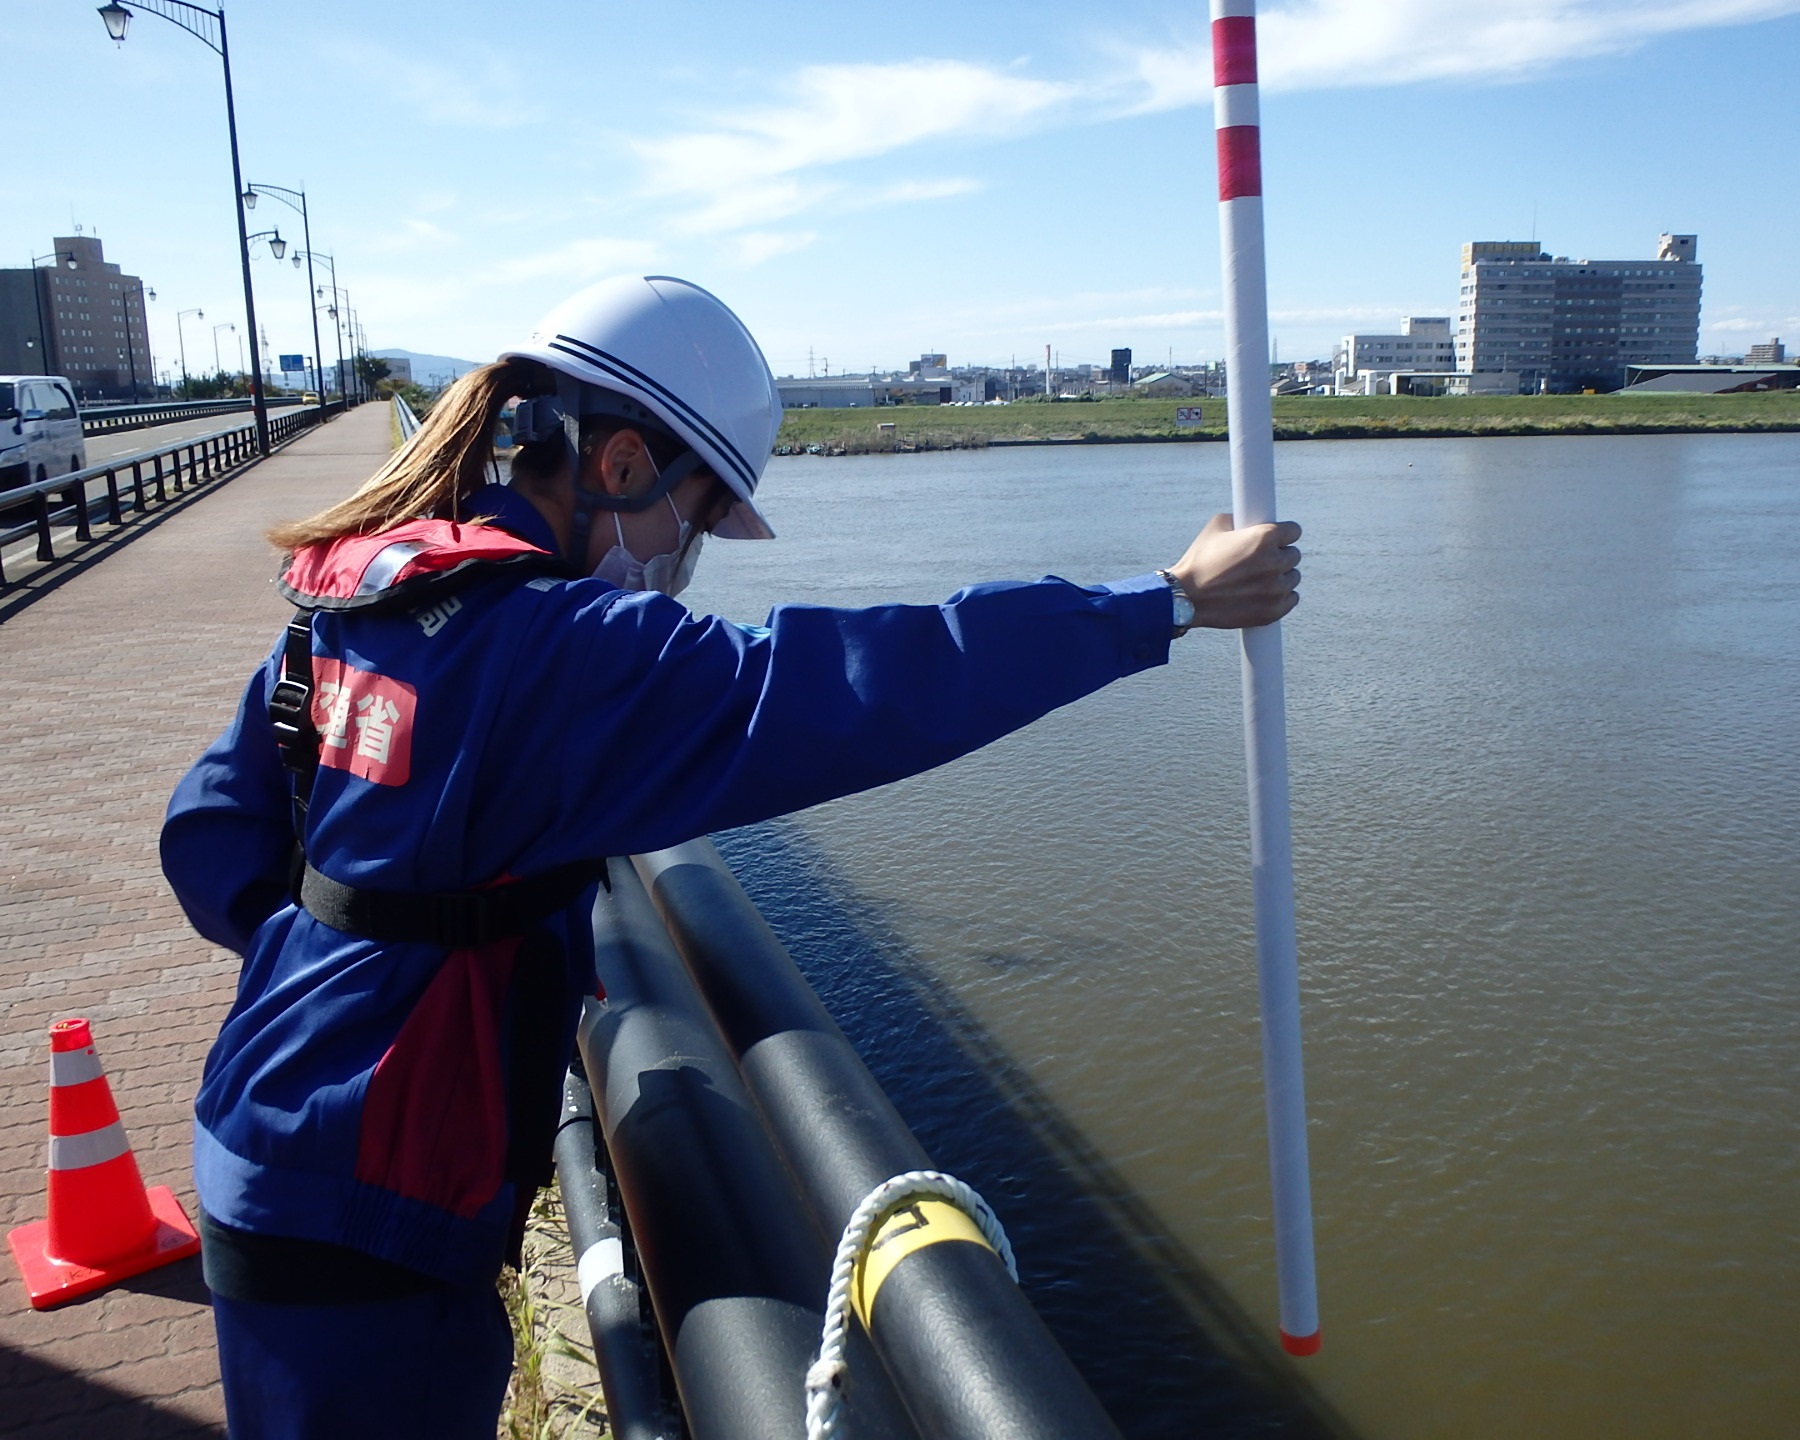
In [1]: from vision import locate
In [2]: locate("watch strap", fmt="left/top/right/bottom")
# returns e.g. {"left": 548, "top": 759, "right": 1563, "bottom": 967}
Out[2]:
{"left": 1156, "top": 568, "right": 1196, "bottom": 636}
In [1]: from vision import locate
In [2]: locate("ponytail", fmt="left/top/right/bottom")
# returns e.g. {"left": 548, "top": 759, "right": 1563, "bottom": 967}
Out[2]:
{"left": 266, "top": 357, "right": 556, "bottom": 552}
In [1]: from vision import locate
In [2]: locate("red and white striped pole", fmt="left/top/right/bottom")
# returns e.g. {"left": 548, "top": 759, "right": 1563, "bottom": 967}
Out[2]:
{"left": 1210, "top": 0, "right": 1320, "bottom": 1356}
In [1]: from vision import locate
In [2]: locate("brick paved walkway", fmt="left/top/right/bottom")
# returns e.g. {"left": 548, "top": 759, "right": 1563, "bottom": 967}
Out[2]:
{"left": 0, "top": 405, "right": 395, "bottom": 1438}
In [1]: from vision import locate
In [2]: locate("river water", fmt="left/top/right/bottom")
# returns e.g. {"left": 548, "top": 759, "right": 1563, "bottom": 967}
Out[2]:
{"left": 680, "top": 433, "right": 1799, "bottom": 1440}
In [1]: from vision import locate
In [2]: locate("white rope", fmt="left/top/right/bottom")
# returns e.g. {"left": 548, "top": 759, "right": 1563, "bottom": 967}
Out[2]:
{"left": 804, "top": 1169, "right": 1017, "bottom": 1440}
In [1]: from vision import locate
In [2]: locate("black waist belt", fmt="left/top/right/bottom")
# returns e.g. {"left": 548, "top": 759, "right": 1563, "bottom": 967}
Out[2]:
{"left": 298, "top": 859, "right": 609, "bottom": 948}
{"left": 200, "top": 1211, "right": 454, "bottom": 1304}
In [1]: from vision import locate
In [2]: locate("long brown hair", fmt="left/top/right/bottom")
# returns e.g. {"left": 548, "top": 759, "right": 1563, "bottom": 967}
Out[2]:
{"left": 266, "top": 357, "right": 556, "bottom": 552}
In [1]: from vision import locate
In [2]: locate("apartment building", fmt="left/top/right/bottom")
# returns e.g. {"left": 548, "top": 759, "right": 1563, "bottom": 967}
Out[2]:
{"left": 1455, "top": 235, "right": 1701, "bottom": 392}
{"left": 0, "top": 235, "right": 154, "bottom": 399}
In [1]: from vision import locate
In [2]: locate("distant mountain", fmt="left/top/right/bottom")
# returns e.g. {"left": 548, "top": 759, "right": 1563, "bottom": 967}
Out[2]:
{"left": 373, "top": 349, "right": 483, "bottom": 387}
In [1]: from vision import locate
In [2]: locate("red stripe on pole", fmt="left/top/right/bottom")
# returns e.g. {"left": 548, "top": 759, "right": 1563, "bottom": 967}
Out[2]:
{"left": 1212, "top": 15, "right": 1258, "bottom": 87}
{"left": 1216, "top": 126, "right": 1262, "bottom": 200}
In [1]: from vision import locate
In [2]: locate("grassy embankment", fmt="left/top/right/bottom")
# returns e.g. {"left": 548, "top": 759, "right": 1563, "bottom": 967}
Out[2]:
{"left": 775, "top": 390, "right": 1800, "bottom": 455}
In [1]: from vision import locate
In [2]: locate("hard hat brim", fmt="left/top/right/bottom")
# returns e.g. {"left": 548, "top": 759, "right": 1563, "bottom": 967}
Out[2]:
{"left": 711, "top": 496, "right": 775, "bottom": 541}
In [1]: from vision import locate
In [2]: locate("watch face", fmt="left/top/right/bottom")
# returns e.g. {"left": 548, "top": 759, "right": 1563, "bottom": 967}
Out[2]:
{"left": 1162, "top": 573, "right": 1195, "bottom": 629}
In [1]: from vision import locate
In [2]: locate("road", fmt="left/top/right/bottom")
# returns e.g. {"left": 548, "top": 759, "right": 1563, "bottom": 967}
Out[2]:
{"left": 83, "top": 402, "right": 308, "bottom": 465}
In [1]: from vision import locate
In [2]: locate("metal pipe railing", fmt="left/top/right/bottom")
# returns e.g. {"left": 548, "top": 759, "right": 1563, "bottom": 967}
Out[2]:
{"left": 0, "top": 400, "right": 345, "bottom": 587}
{"left": 631, "top": 839, "right": 1123, "bottom": 1440}
{"left": 79, "top": 397, "right": 264, "bottom": 436}
{"left": 554, "top": 1064, "right": 678, "bottom": 1440}
{"left": 571, "top": 856, "right": 919, "bottom": 1440}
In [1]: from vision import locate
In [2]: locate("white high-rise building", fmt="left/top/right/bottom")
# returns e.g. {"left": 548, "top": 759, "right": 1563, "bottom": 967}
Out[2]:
{"left": 1455, "top": 235, "right": 1701, "bottom": 392}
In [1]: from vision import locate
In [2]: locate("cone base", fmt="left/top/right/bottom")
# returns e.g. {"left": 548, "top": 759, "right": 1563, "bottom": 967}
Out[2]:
{"left": 7, "top": 1186, "right": 201, "bottom": 1310}
{"left": 1280, "top": 1328, "right": 1321, "bottom": 1357}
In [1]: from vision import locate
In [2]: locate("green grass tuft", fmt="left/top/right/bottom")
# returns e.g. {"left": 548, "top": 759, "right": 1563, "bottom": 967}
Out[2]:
{"left": 497, "top": 1188, "right": 611, "bottom": 1440}
{"left": 774, "top": 390, "right": 1800, "bottom": 454}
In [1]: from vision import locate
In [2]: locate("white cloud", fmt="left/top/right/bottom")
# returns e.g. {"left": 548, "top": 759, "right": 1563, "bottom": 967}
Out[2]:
{"left": 628, "top": 3, "right": 1800, "bottom": 241}
{"left": 1131, "top": 0, "right": 1800, "bottom": 108}
{"left": 637, "top": 60, "right": 1073, "bottom": 232}
{"left": 355, "top": 217, "right": 459, "bottom": 258}
{"left": 679, "top": 177, "right": 823, "bottom": 237}
{"left": 854, "top": 178, "right": 985, "bottom": 208}
{"left": 732, "top": 231, "right": 819, "bottom": 268}
{"left": 1037, "top": 303, "right": 1419, "bottom": 332}
{"left": 1704, "top": 312, "right": 1798, "bottom": 335}
{"left": 494, "top": 237, "right": 660, "bottom": 284}
{"left": 320, "top": 41, "right": 545, "bottom": 129}
{"left": 1038, "top": 308, "right": 1224, "bottom": 334}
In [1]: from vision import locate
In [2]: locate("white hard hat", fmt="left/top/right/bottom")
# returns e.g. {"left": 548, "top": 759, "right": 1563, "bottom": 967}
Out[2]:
{"left": 502, "top": 275, "right": 781, "bottom": 540}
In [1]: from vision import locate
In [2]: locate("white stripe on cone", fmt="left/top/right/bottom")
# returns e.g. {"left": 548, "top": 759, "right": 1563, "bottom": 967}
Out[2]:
{"left": 50, "top": 1048, "right": 105, "bottom": 1087}
{"left": 49, "top": 1122, "right": 132, "bottom": 1172}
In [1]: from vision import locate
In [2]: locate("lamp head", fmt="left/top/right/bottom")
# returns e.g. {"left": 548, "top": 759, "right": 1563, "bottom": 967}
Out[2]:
{"left": 97, "top": 3, "right": 130, "bottom": 44}
{"left": 270, "top": 236, "right": 287, "bottom": 260}
{"left": 293, "top": 254, "right": 302, "bottom": 269}
{"left": 242, "top": 189, "right": 257, "bottom": 210}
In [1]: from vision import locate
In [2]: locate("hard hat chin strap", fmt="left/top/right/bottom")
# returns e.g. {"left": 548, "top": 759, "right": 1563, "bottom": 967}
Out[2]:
{"left": 514, "top": 378, "right": 707, "bottom": 564}
{"left": 569, "top": 448, "right": 705, "bottom": 562}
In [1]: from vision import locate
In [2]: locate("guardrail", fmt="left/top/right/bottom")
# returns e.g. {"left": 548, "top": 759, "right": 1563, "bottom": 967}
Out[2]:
{"left": 78, "top": 397, "right": 308, "bottom": 437}
{"left": 393, "top": 391, "right": 421, "bottom": 440}
{"left": 0, "top": 401, "right": 343, "bottom": 587}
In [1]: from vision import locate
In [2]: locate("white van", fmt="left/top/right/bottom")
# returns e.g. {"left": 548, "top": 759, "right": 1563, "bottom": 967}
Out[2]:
{"left": 0, "top": 375, "right": 87, "bottom": 492}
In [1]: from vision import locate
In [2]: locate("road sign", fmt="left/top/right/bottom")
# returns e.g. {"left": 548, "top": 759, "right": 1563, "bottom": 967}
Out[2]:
{"left": 279, "top": 354, "right": 305, "bottom": 373}
{"left": 1176, "top": 405, "right": 1204, "bottom": 426}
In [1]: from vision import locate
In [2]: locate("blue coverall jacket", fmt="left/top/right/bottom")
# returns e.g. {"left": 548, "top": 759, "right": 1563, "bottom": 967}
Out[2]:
{"left": 161, "top": 484, "right": 1174, "bottom": 1288}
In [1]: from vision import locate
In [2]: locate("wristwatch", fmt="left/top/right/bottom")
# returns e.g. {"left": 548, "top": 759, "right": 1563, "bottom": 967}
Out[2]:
{"left": 1156, "top": 569, "right": 1196, "bottom": 636}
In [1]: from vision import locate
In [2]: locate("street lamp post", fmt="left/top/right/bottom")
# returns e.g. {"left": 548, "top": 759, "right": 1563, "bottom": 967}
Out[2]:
{"left": 27, "top": 251, "right": 78, "bottom": 378}
{"left": 315, "top": 292, "right": 345, "bottom": 401}
{"left": 213, "top": 321, "right": 236, "bottom": 378}
{"left": 351, "top": 309, "right": 369, "bottom": 403}
{"left": 97, "top": 1, "right": 270, "bottom": 453}
{"left": 314, "top": 270, "right": 350, "bottom": 404}
{"left": 244, "top": 183, "right": 329, "bottom": 426}
{"left": 123, "top": 278, "right": 155, "bottom": 400}
{"left": 175, "top": 307, "right": 204, "bottom": 395}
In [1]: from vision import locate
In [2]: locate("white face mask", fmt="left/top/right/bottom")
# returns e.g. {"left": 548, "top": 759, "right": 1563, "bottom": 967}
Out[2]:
{"left": 592, "top": 495, "right": 704, "bottom": 598}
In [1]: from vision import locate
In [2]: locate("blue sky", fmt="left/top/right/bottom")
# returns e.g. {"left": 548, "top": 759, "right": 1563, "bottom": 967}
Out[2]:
{"left": 8, "top": 0, "right": 1797, "bottom": 380}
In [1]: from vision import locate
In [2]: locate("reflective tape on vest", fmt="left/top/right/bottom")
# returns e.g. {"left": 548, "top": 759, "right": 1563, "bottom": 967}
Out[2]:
{"left": 356, "top": 541, "right": 428, "bottom": 596}
{"left": 49, "top": 1121, "right": 131, "bottom": 1171}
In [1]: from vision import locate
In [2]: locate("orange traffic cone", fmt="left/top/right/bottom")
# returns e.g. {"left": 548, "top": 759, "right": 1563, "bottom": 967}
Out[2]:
{"left": 7, "top": 1017, "right": 201, "bottom": 1309}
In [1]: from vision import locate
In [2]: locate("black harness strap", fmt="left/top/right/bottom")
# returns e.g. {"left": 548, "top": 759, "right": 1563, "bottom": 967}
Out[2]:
{"left": 299, "top": 859, "right": 608, "bottom": 949}
{"left": 268, "top": 614, "right": 321, "bottom": 835}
